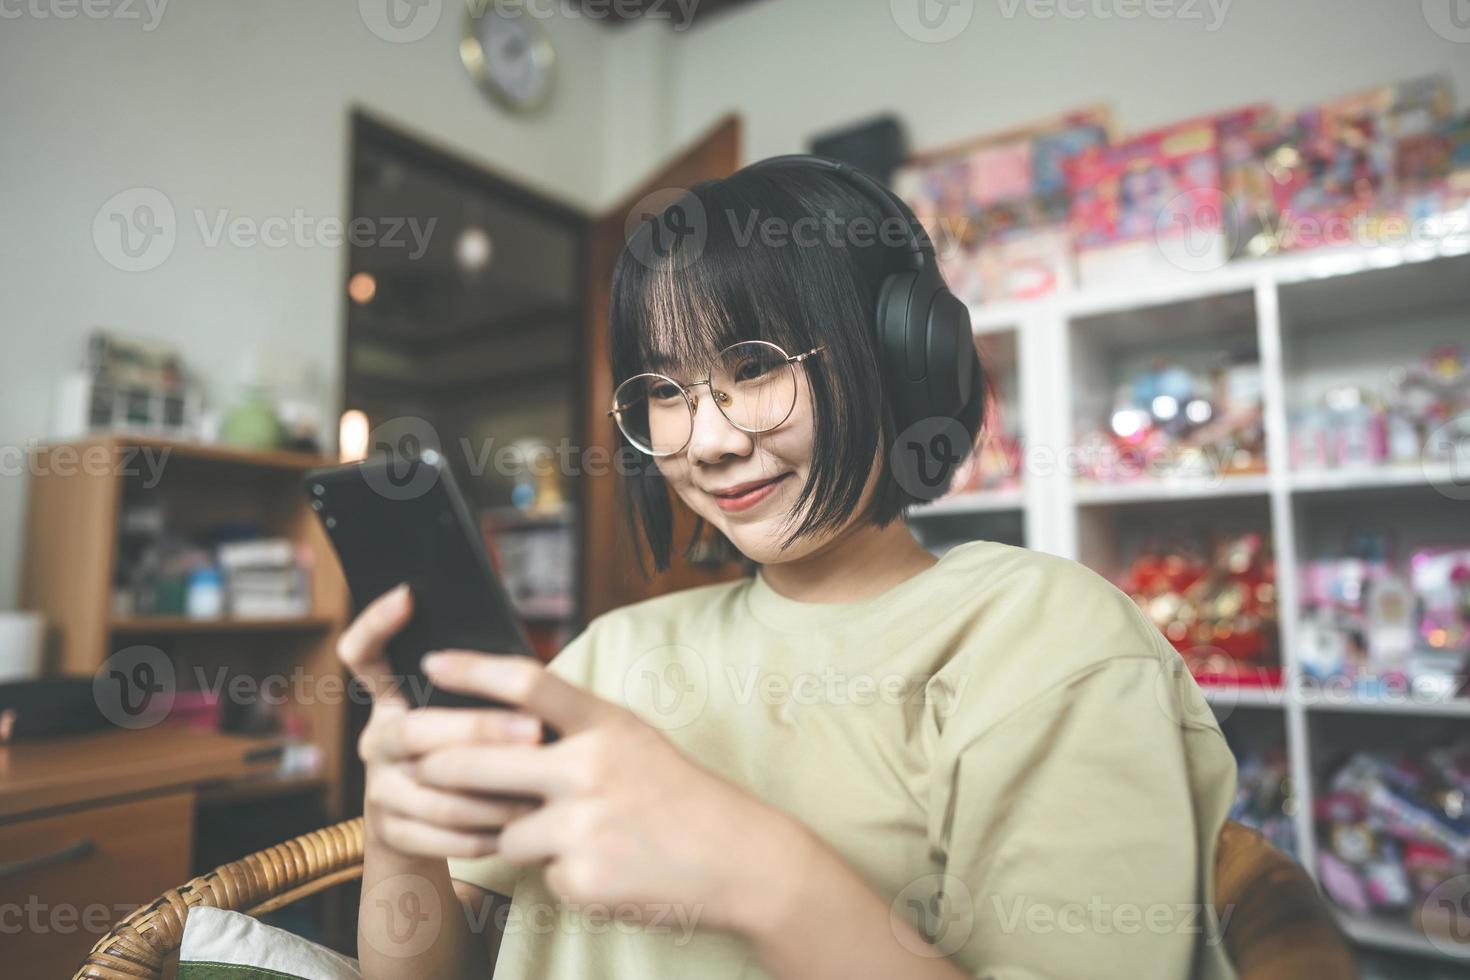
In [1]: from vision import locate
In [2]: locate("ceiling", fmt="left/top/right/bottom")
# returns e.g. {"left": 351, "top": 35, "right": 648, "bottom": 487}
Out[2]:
{"left": 348, "top": 140, "right": 581, "bottom": 350}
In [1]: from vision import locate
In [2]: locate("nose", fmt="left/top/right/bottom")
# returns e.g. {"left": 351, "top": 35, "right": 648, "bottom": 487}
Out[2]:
{"left": 685, "top": 382, "right": 752, "bottom": 465}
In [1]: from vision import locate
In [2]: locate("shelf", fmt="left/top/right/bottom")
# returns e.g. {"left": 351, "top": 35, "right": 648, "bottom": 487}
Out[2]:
{"left": 1200, "top": 686, "right": 1285, "bottom": 708}
{"left": 1291, "top": 464, "right": 1463, "bottom": 495}
{"left": 1299, "top": 695, "right": 1470, "bottom": 719}
{"left": 1073, "top": 474, "right": 1271, "bottom": 505}
{"left": 1335, "top": 910, "right": 1470, "bottom": 964}
{"left": 110, "top": 615, "right": 335, "bottom": 634}
{"left": 1200, "top": 686, "right": 1470, "bottom": 717}
{"left": 962, "top": 240, "right": 1470, "bottom": 325}
{"left": 910, "top": 488, "right": 1025, "bottom": 517}
{"left": 49, "top": 433, "right": 332, "bottom": 472}
{"left": 908, "top": 237, "right": 1470, "bottom": 937}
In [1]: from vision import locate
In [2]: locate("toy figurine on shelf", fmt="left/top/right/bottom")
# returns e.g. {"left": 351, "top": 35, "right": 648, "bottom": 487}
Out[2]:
{"left": 1296, "top": 533, "right": 1470, "bottom": 699}
{"left": 1230, "top": 746, "right": 1297, "bottom": 857}
{"left": 1291, "top": 343, "right": 1469, "bottom": 473}
{"left": 1119, "top": 530, "right": 1279, "bottom": 687}
{"left": 1082, "top": 355, "right": 1265, "bottom": 485}
{"left": 1400, "top": 344, "right": 1470, "bottom": 465}
{"left": 1413, "top": 548, "right": 1470, "bottom": 655}
{"left": 1316, "top": 741, "right": 1470, "bottom": 941}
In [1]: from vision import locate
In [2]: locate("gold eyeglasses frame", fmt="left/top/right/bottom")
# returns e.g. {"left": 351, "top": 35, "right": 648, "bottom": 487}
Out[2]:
{"left": 608, "top": 340, "right": 826, "bottom": 457}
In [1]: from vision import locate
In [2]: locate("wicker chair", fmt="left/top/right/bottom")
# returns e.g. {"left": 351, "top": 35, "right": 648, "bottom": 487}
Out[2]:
{"left": 72, "top": 818, "right": 1357, "bottom": 980}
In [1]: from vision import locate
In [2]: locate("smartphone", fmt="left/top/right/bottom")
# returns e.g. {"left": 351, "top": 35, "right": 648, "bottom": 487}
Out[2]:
{"left": 304, "top": 449, "right": 543, "bottom": 714}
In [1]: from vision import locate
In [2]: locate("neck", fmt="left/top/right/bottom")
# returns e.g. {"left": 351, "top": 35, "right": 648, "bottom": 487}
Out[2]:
{"left": 758, "top": 518, "right": 936, "bottom": 604}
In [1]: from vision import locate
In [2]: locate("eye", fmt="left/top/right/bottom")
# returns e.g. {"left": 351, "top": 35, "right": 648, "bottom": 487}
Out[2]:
{"left": 733, "top": 357, "right": 776, "bottom": 383}
{"left": 649, "top": 380, "right": 684, "bottom": 401}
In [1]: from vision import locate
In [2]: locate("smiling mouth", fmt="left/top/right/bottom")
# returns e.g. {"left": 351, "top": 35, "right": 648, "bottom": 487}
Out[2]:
{"left": 709, "top": 473, "right": 791, "bottom": 513}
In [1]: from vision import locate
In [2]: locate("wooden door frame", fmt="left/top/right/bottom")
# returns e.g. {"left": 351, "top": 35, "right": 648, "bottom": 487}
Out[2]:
{"left": 580, "top": 114, "right": 744, "bottom": 619}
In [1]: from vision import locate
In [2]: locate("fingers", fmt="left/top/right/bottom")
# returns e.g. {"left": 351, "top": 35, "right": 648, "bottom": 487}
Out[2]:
{"left": 415, "top": 741, "right": 575, "bottom": 799}
{"left": 374, "top": 812, "right": 502, "bottom": 860}
{"left": 423, "top": 652, "right": 614, "bottom": 735}
{"left": 496, "top": 799, "right": 583, "bottom": 867}
{"left": 337, "top": 583, "right": 414, "bottom": 705}
{"left": 359, "top": 707, "right": 544, "bottom": 763}
{"left": 368, "top": 765, "right": 538, "bottom": 830}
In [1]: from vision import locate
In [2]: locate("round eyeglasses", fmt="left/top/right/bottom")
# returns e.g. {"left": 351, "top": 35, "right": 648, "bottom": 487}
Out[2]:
{"left": 609, "top": 340, "right": 825, "bottom": 457}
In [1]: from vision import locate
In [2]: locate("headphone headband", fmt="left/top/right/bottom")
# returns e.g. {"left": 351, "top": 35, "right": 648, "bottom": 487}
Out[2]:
{"left": 747, "top": 154, "right": 933, "bottom": 269}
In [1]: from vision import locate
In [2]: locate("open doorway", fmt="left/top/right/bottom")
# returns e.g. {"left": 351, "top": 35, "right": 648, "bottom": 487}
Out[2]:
{"left": 341, "top": 112, "right": 589, "bottom": 656}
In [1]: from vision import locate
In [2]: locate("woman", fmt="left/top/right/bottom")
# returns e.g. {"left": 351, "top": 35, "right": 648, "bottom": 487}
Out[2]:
{"left": 342, "top": 157, "right": 1239, "bottom": 979}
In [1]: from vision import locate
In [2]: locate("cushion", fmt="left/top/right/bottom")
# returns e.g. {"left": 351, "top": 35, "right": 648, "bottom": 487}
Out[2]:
{"left": 177, "top": 906, "right": 361, "bottom": 980}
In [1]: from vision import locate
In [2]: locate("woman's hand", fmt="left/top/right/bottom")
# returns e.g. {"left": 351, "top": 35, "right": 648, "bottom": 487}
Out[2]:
{"left": 337, "top": 586, "right": 546, "bottom": 858}
{"left": 407, "top": 650, "right": 820, "bottom": 938}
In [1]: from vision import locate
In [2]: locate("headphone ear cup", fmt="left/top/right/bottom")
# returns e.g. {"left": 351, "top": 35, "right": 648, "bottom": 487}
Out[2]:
{"left": 874, "top": 269, "right": 921, "bottom": 428}
{"left": 925, "top": 287, "right": 973, "bottom": 421}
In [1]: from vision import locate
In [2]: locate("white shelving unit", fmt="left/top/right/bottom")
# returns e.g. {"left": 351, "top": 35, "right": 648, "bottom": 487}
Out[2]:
{"left": 908, "top": 240, "right": 1470, "bottom": 970}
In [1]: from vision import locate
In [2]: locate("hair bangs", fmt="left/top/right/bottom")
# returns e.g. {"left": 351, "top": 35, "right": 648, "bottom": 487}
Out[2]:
{"left": 612, "top": 186, "right": 819, "bottom": 383}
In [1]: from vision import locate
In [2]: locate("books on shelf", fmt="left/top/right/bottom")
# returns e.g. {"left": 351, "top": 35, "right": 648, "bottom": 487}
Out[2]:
{"left": 483, "top": 514, "right": 575, "bottom": 622}
{"left": 218, "top": 538, "right": 311, "bottom": 619}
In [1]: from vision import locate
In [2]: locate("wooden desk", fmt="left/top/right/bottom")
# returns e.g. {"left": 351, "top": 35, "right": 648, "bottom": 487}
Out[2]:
{"left": 0, "top": 727, "right": 285, "bottom": 977}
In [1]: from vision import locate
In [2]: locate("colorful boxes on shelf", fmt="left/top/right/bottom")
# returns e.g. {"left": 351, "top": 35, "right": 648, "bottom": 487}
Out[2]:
{"left": 1067, "top": 115, "right": 1228, "bottom": 286}
{"left": 895, "top": 74, "right": 1465, "bottom": 304}
{"left": 1297, "top": 546, "right": 1470, "bottom": 699}
{"left": 893, "top": 107, "right": 1110, "bottom": 306}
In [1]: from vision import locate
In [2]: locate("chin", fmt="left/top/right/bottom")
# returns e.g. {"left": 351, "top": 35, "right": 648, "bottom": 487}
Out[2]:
{"left": 715, "top": 521, "right": 816, "bottom": 566}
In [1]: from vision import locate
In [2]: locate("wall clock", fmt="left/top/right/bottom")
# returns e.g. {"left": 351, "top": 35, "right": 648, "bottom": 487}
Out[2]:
{"left": 460, "top": 3, "right": 556, "bottom": 115}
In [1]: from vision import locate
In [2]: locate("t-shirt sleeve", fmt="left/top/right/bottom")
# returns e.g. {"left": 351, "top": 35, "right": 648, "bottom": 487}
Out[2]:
{"left": 926, "top": 652, "right": 1236, "bottom": 980}
{"left": 446, "top": 620, "right": 602, "bottom": 896}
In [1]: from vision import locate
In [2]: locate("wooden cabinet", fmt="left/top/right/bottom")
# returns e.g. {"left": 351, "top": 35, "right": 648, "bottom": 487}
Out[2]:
{"left": 0, "top": 726, "right": 282, "bottom": 976}
{"left": 1, "top": 792, "right": 192, "bottom": 977}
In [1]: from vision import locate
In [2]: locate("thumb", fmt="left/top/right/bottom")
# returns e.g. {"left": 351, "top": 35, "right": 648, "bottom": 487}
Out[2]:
{"left": 337, "top": 583, "right": 414, "bottom": 707}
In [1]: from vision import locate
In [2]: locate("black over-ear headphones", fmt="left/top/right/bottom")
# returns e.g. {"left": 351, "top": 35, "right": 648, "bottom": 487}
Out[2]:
{"left": 746, "top": 154, "right": 984, "bottom": 499}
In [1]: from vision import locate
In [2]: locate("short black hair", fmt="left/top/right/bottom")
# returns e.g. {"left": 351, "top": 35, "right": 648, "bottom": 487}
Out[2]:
{"left": 608, "top": 161, "right": 985, "bottom": 573}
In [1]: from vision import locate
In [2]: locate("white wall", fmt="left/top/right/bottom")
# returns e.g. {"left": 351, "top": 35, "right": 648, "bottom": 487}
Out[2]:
{"left": 0, "top": 0, "right": 634, "bottom": 609}
{"left": 665, "top": 0, "right": 1470, "bottom": 166}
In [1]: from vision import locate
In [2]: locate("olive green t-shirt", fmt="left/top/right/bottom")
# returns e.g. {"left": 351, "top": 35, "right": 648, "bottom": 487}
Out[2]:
{"left": 450, "top": 541, "right": 1239, "bottom": 979}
